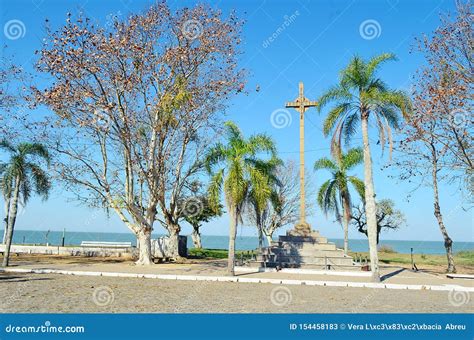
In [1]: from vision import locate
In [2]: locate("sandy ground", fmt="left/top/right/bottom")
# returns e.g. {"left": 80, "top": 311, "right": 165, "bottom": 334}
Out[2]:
{"left": 0, "top": 255, "right": 472, "bottom": 313}
{"left": 4, "top": 255, "right": 474, "bottom": 287}
{"left": 0, "top": 271, "right": 472, "bottom": 313}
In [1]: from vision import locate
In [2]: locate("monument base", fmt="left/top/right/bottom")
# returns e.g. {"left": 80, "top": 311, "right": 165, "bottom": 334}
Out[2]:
{"left": 286, "top": 222, "right": 324, "bottom": 239}
{"left": 248, "top": 226, "right": 361, "bottom": 271}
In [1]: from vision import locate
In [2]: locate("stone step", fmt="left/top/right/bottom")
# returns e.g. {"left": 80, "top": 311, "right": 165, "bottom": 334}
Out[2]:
{"left": 256, "top": 255, "right": 355, "bottom": 266}
{"left": 247, "top": 261, "right": 362, "bottom": 271}
{"left": 275, "top": 242, "right": 337, "bottom": 251}
{"left": 278, "top": 236, "right": 328, "bottom": 243}
{"left": 259, "top": 249, "right": 347, "bottom": 258}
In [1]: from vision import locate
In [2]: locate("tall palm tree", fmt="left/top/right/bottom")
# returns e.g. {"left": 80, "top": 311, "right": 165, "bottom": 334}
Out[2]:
{"left": 205, "top": 122, "right": 277, "bottom": 275}
{"left": 245, "top": 156, "right": 281, "bottom": 249}
{"left": 0, "top": 141, "right": 51, "bottom": 267}
{"left": 317, "top": 53, "right": 411, "bottom": 281}
{"left": 315, "top": 148, "right": 365, "bottom": 255}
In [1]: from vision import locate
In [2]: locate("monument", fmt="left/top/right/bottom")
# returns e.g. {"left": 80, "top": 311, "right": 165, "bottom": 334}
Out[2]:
{"left": 249, "top": 82, "right": 359, "bottom": 270}
{"left": 285, "top": 81, "right": 318, "bottom": 238}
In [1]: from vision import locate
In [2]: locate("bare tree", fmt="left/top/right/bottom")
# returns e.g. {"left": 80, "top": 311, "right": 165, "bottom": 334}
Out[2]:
{"left": 392, "top": 2, "right": 473, "bottom": 273}
{"left": 351, "top": 199, "right": 405, "bottom": 244}
{"left": 33, "top": 4, "right": 244, "bottom": 264}
{"left": 246, "top": 161, "right": 313, "bottom": 246}
{"left": 412, "top": 1, "right": 473, "bottom": 189}
{"left": 0, "top": 56, "right": 31, "bottom": 141}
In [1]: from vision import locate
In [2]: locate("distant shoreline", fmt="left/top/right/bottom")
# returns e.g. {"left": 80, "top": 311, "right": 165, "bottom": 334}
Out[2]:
{"left": 4, "top": 228, "right": 472, "bottom": 244}
{"left": 3, "top": 229, "right": 473, "bottom": 255}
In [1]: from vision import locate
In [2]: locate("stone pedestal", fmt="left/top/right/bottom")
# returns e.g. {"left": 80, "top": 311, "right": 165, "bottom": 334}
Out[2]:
{"left": 287, "top": 221, "right": 313, "bottom": 237}
{"left": 249, "top": 227, "right": 360, "bottom": 271}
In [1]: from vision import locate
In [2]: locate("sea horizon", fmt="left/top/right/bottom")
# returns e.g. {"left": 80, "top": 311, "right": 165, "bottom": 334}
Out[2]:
{"left": 3, "top": 229, "right": 473, "bottom": 255}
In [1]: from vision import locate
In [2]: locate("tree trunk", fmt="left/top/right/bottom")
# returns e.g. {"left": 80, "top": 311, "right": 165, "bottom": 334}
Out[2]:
{"left": 135, "top": 227, "right": 152, "bottom": 265}
{"left": 361, "top": 116, "right": 380, "bottom": 282}
{"left": 257, "top": 225, "right": 264, "bottom": 249}
{"left": 227, "top": 206, "right": 238, "bottom": 276}
{"left": 341, "top": 193, "right": 351, "bottom": 255}
{"left": 255, "top": 206, "right": 264, "bottom": 249}
{"left": 2, "top": 176, "right": 20, "bottom": 267}
{"left": 431, "top": 149, "right": 456, "bottom": 273}
{"left": 167, "top": 224, "right": 181, "bottom": 259}
{"left": 2, "top": 196, "right": 10, "bottom": 244}
{"left": 2, "top": 178, "right": 11, "bottom": 244}
{"left": 265, "top": 233, "right": 273, "bottom": 247}
{"left": 191, "top": 225, "right": 202, "bottom": 249}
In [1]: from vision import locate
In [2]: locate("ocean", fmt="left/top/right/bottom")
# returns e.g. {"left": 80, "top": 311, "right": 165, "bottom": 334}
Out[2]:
{"left": 2, "top": 229, "right": 473, "bottom": 255}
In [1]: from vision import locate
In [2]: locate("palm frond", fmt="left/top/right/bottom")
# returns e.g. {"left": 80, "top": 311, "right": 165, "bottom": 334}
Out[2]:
{"left": 342, "top": 148, "right": 363, "bottom": 170}
{"left": 330, "top": 118, "right": 344, "bottom": 161}
{"left": 317, "top": 180, "right": 332, "bottom": 215}
{"left": 204, "top": 143, "right": 228, "bottom": 173}
{"left": 342, "top": 112, "right": 360, "bottom": 146}
{"left": 373, "top": 90, "right": 412, "bottom": 119}
{"left": 247, "top": 134, "right": 277, "bottom": 157}
{"left": 317, "top": 85, "right": 352, "bottom": 112}
{"left": 348, "top": 176, "right": 365, "bottom": 201}
{"left": 26, "top": 162, "right": 51, "bottom": 200}
{"left": 341, "top": 55, "right": 367, "bottom": 89}
{"left": 365, "top": 53, "right": 396, "bottom": 79}
{"left": 323, "top": 102, "right": 352, "bottom": 136}
{"left": 208, "top": 168, "right": 224, "bottom": 211}
{"left": 0, "top": 140, "right": 16, "bottom": 154}
{"left": 314, "top": 158, "right": 337, "bottom": 172}
{"left": 374, "top": 113, "right": 387, "bottom": 155}
{"left": 224, "top": 121, "right": 244, "bottom": 143}
{"left": 246, "top": 165, "right": 271, "bottom": 211}
{"left": 17, "top": 143, "right": 51, "bottom": 165}
{"left": 19, "top": 176, "right": 31, "bottom": 205}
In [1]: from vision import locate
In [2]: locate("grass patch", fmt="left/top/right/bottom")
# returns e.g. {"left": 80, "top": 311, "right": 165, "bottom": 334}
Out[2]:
{"left": 350, "top": 250, "right": 474, "bottom": 267}
{"left": 456, "top": 250, "right": 474, "bottom": 261}
{"left": 188, "top": 248, "right": 256, "bottom": 260}
{"left": 188, "top": 248, "right": 473, "bottom": 269}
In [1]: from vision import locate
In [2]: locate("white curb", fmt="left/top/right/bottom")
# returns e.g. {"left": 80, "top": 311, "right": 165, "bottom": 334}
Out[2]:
{"left": 235, "top": 266, "right": 372, "bottom": 277}
{"left": 1, "top": 267, "right": 473, "bottom": 292}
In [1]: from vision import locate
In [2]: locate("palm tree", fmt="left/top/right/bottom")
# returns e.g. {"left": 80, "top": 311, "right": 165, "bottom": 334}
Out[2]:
{"left": 0, "top": 141, "right": 51, "bottom": 267}
{"left": 205, "top": 122, "right": 277, "bottom": 275}
{"left": 317, "top": 53, "right": 411, "bottom": 281}
{"left": 245, "top": 156, "right": 281, "bottom": 249}
{"left": 315, "top": 148, "right": 365, "bottom": 255}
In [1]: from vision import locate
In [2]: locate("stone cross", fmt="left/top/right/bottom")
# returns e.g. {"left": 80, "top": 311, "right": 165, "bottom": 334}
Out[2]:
{"left": 285, "top": 82, "right": 318, "bottom": 235}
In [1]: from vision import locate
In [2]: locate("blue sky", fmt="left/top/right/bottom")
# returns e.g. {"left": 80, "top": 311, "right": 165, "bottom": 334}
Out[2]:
{"left": 1, "top": 0, "right": 472, "bottom": 242}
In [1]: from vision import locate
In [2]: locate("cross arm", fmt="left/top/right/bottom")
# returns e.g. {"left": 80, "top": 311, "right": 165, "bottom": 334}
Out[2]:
{"left": 285, "top": 101, "right": 300, "bottom": 108}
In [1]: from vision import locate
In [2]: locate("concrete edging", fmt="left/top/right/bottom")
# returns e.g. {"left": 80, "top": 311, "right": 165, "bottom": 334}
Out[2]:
{"left": 235, "top": 266, "right": 372, "bottom": 277}
{"left": 1, "top": 267, "right": 473, "bottom": 292}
